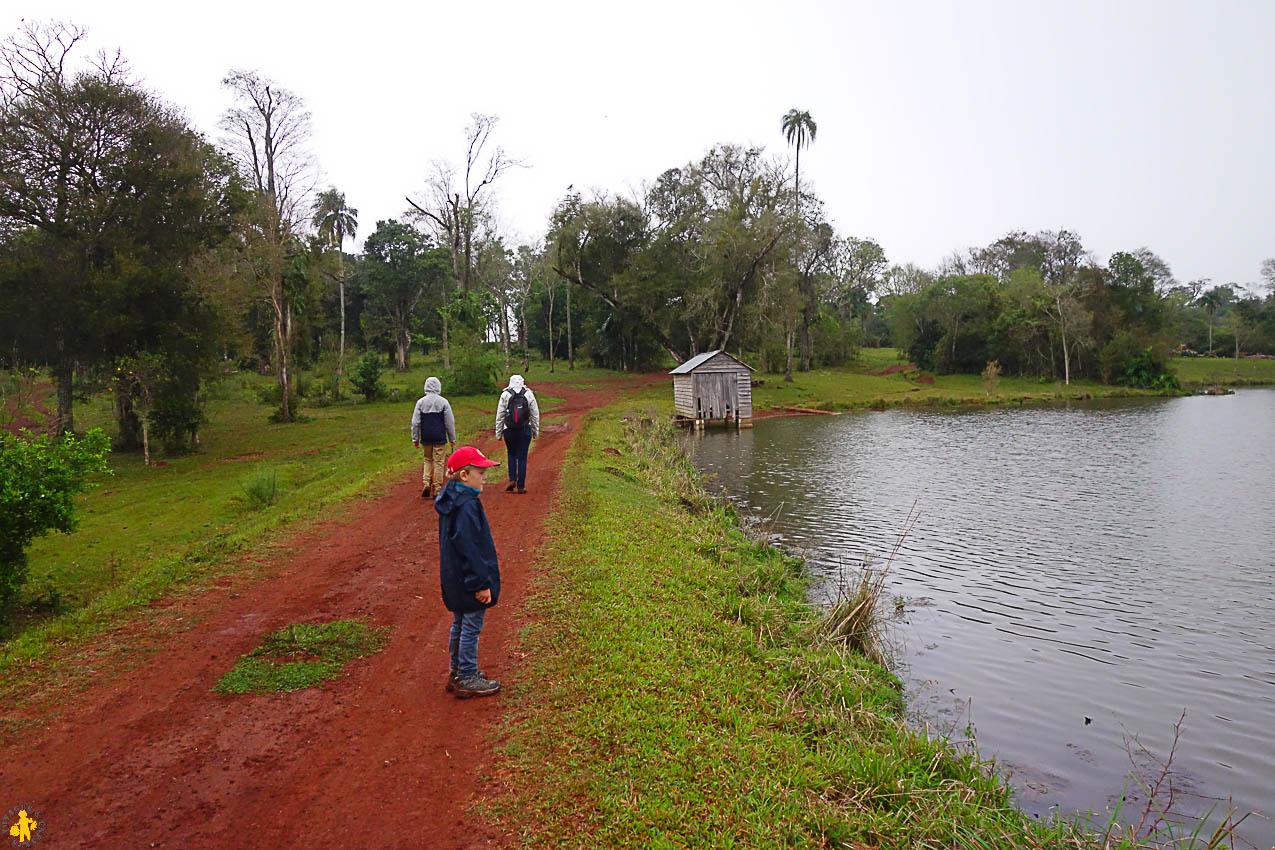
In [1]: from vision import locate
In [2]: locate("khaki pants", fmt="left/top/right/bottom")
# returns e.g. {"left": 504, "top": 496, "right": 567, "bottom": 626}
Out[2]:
{"left": 421, "top": 443, "right": 448, "bottom": 493}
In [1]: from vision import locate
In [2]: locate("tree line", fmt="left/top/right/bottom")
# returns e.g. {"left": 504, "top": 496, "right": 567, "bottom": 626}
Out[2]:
{"left": 4, "top": 20, "right": 1275, "bottom": 454}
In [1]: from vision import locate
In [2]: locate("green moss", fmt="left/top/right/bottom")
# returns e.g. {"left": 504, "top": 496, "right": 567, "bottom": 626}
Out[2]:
{"left": 213, "top": 620, "right": 389, "bottom": 694}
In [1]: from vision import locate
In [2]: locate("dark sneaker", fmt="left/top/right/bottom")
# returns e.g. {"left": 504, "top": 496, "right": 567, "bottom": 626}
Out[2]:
{"left": 505, "top": 481, "right": 516, "bottom": 492}
{"left": 453, "top": 674, "right": 501, "bottom": 699}
{"left": 446, "top": 668, "right": 485, "bottom": 693}
{"left": 422, "top": 486, "right": 431, "bottom": 499}
{"left": 516, "top": 487, "right": 526, "bottom": 494}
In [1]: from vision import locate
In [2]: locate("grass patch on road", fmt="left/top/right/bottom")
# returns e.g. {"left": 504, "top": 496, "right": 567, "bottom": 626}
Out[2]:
{"left": 213, "top": 620, "right": 390, "bottom": 695}
{"left": 492, "top": 406, "right": 1071, "bottom": 849}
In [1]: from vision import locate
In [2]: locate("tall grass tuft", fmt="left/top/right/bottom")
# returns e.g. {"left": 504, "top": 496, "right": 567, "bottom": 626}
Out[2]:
{"left": 239, "top": 468, "right": 279, "bottom": 510}
{"left": 808, "top": 503, "right": 918, "bottom": 667}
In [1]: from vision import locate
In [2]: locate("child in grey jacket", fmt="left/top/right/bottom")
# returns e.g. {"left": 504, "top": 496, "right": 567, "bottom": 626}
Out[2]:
{"left": 411, "top": 376, "right": 456, "bottom": 498}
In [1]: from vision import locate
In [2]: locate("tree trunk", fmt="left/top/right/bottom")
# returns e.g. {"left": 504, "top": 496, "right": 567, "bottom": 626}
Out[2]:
{"left": 336, "top": 253, "right": 346, "bottom": 399}
{"left": 784, "top": 324, "right": 795, "bottom": 382}
{"left": 520, "top": 299, "right": 529, "bottom": 372}
{"left": 114, "top": 390, "right": 142, "bottom": 450}
{"left": 566, "top": 281, "right": 574, "bottom": 370}
{"left": 272, "top": 288, "right": 292, "bottom": 422}
{"left": 498, "top": 292, "right": 511, "bottom": 372}
{"left": 55, "top": 348, "right": 74, "bottom": 438}
{"left": 396, "top": 326, "right": 410, "bottom": 371}
{"left": 1207, "top": 315, "right": 1213, "bottom": 355}
{"left": 141, "top": 419, "right": 151, "bottom": 467}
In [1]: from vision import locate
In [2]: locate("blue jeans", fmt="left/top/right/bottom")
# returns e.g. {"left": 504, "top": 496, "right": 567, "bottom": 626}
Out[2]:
{"left": 449, "top": 609, "right": 486, "bottom": 678}
{"left": 504, "top": 427, "right": 531, "bottom": 488}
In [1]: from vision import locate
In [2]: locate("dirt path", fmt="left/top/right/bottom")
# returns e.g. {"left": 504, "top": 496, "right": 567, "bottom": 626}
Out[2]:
{"left": 0, "top": 381, "right": 632, "bottom": 849}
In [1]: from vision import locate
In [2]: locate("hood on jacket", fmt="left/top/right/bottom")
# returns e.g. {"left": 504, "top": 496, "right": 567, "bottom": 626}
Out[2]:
{"left": 424, "top": 376, "right": 442, "bottom": 395}
{"left": 434, "top": 478, "right": 477, "bottom": 516}
{"left": 507, "top": 374, "right": 526, "bottom": 392}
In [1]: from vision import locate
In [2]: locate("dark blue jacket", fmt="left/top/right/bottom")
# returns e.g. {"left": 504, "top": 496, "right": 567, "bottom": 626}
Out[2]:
{"left": 434, "top": 480, "right": 500, "bottom": 613}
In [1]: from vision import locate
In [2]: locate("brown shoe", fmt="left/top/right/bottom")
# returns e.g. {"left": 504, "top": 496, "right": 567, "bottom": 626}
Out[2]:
{"left": 505, "top": 482, "right": 516, "bottom": 492}
{"left": 516, "top": 487, "right": 526, "bottom": 494}
{"left": 453, "top": 674, "right": 501, "bottom": 699}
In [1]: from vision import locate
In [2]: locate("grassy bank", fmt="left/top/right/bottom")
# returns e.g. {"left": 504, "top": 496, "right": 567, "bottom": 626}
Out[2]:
{"left": 1170, "top": 355, "right": 1275, "bottom": 387}
{"left": 749, "top": 348, "right": 1169, "bottom": 414}
{"left": 491, "top": 406, "right": 1080, "bottom": 848}
{"left": 0, "top": 356, "right": 584, "bottom": 698}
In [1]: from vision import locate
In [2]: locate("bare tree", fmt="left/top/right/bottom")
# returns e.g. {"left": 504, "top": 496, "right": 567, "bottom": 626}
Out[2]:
{"left": 220, "top": 70, "right": 315, "bottom": 421}
{"left": 406, "top": 114, "right": 521, "bottom": 368}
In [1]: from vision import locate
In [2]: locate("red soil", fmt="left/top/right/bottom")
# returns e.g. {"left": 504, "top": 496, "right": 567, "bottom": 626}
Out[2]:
{"left": 0, "top": 380, "right": 640, "bottom": 849}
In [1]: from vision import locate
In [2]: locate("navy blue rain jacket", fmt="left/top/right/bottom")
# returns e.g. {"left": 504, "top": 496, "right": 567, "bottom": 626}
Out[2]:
{"left": 434, "top": 480, "right": 501, "bottom": 613}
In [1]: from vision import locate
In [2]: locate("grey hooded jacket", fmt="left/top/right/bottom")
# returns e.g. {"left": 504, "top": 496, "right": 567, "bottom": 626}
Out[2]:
{"left": 411, "top": 377, "right": 456, "bottom": 444}
{"left": 494, "top": 374, "right": 539, "bottom": 438}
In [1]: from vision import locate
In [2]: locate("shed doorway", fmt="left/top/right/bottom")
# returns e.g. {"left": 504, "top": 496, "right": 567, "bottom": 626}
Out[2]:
{"left": 694, "top": 372, "right": 737, "bottom": 421}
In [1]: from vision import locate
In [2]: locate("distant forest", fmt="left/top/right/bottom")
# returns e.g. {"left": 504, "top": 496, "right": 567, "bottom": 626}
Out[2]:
{"left": 3, "top": 21, "right": 1274, "bottom": 445}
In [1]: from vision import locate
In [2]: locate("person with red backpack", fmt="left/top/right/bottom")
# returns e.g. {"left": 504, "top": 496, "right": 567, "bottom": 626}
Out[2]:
{"left": 494, "top": 374, "right": 539, "bottom": 493}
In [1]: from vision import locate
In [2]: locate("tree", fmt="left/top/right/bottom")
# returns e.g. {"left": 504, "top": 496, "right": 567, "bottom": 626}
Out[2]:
{"left": 1261, "top": 258, "right": 1275, "bottom": 296}
{"left": 406, "top": 114, "right": 520, "bottom": 368}
{"left": 1197, "top": 285, "right": 1235, "bottom": 355}
{"left": 311, "top": 187, "right": 358, "bottom": 397}
{"left": 1, "top": 428, "right": 109, "bottom": 616}
{"left": 780, "top": 109, "right": 817, "bottom": 217}
{"left": 360, "top": 219, "right": 445, "bottom": 371}
{"left": 1, "top": 23, "right": 237, "bottom": 437}
{"left": 220, "top": 69, "right": 315, "bottom": 422}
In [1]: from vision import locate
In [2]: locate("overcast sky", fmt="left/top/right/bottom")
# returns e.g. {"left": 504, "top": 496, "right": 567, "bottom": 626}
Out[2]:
{"left": 12, "top": 0, "right": 1274, "bottom": 290}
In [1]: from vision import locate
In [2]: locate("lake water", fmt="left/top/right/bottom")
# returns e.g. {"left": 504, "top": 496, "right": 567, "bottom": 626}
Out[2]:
{"left": 685, "top": 389, "right": 1275, "bottom": 847}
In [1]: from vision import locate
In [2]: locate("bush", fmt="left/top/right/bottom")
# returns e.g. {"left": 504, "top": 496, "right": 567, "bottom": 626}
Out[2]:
{"left": 349, "top": 352, "right": 386, "bottom": 402}
{"left": 1101, "top": 332, "right": 1180, "bottom": 390}
{"left": 240, "top": 468, "right": 279, "bottom": 510}
{"left": 0, "top": 429, "right": 110, "bottom": 615}
{"left": 444, "top": 345, "right": 500, "bottom": 396}
{"left": 150, "top": 392, "right": 206, "bottom": 455}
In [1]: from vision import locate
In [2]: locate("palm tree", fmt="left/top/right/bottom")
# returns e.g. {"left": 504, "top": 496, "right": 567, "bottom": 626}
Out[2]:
{"left": 311, "top": 188, "right": 359, "bottom": 395}
{"left": 781, "top": 109, "right": 817, "bottom": 218}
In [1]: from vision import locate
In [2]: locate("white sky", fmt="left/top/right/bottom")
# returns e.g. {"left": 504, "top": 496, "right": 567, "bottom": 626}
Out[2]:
{"left": 10, "top": 0, "right": 1274, "bottom": 289}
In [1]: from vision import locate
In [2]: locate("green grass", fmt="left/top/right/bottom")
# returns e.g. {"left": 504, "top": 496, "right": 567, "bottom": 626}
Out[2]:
{"left": 213, "top": 620, "right": 390, "bottom": 694}
{"left": 0, "top": 356, "right": 554, "bottom": 700}
{"left": 489, "top": 406, "right": 1078, "bottom": 849}
{"left": 1169, "top": 355, "right": 1275, "bottom": 387}
{"left": 751, "top": 348, "right": 1164, "bottom": 412}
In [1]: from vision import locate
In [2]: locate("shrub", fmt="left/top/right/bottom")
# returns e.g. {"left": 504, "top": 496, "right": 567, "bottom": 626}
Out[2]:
{"left": 349, "top": 351, "right": 386, "bottom": 402}
{"left": 240, "top": 468, "right": 279, "bottom": 510}
{"left": 981, "top": 359, "right": 1002, "bottom": 396}
{"left": 445, "top": 345, "right": 500, "bottom": 396}
{"left": 0, "top": 429, "right": 110, "bottom": 615}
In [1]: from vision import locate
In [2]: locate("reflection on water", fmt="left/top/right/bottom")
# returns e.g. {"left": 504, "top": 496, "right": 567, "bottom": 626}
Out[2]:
{"left": 686, "top": 390, "right": 1275, "bottom": 846}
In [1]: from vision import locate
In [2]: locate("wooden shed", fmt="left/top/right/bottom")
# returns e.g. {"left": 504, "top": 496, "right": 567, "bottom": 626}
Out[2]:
{"left": 670, "top": 350, "right": 754, "bottom": 428}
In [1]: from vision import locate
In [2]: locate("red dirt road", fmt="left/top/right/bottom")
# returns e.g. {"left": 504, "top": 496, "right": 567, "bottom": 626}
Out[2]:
{"left": 0, "top": 382, "right": 620, "bottom": 849}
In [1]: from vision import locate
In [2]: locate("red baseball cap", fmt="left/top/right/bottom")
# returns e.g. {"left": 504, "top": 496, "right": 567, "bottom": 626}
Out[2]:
{"left": 446, "top": 445, "right": 501, "bottom": 476}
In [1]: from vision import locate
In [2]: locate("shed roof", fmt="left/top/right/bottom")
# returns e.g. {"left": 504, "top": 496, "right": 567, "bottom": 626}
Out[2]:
{"left": 668, "top": 350, "right": 755, "bottom": 375}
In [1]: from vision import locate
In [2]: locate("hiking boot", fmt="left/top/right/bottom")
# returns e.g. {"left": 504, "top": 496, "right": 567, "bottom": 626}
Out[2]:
{"left": 453, "top": 674, "right": 501, "bottom": 699}
{"left": 505, "top": 481, "right": 516, "bottom": 492}
{"left": 445, "top": 668, "right": 485, "bottom": 693}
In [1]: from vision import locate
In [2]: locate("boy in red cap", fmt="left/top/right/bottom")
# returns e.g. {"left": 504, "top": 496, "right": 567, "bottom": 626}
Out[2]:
{"left": 434, "top": 445, "right": 503, "bottom": 698}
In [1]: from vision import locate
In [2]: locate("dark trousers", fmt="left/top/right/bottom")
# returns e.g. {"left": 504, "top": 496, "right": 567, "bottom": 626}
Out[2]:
{"left": 504, "top": 427, "right": 531, "bottom": 488}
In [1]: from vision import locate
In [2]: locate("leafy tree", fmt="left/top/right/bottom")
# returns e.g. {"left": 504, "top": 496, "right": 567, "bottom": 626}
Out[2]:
{"left": 349, "top": 351, "right": 385, "bottom": 401}
{"left": 0, "top": 428, "right": 109, "bottom": 616}
{"left": 311, "top": 187, "right": 358, "bottom": 397}
{"left": 1, "top": 23, "right": 240, "bottom": 436}
{"left": 359, "top": 219, "right": 448, "bottom": 371}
